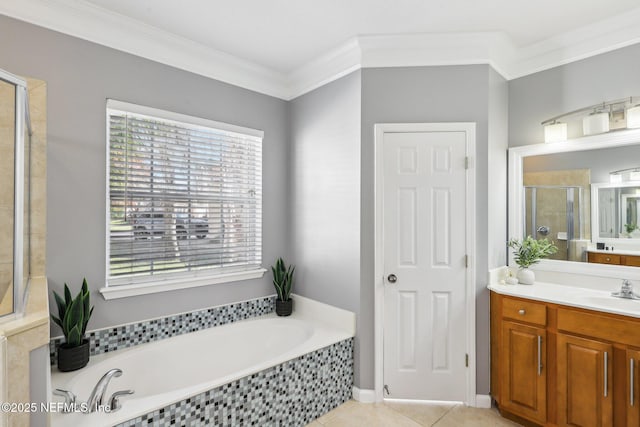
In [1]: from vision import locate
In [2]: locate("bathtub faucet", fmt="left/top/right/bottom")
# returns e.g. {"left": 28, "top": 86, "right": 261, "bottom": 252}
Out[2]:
{"left": 86, "top": 368, "right": 123, "bottom": 412}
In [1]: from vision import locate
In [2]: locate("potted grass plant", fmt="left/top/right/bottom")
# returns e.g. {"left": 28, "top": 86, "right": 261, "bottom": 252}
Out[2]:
{"left": 51, "top": 278, "right": 93, "bottom": 372}
{"left": 508, "top": 236, "right": 558, "bottom": 285}
{"left": 271, "top": 257, "right": 295, "bottom": 316}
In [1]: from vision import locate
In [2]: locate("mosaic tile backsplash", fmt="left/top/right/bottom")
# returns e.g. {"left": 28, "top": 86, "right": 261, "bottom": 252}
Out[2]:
{"left": 116, "top": 338, "right": 354, "bottom": 427}
{"left": 50, "top": 296, "right": 275, "bottom": 366}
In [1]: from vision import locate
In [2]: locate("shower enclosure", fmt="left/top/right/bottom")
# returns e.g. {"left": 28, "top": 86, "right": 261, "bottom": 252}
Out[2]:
{"left": 525, "top": 185, "right": 587, "bottom": 262}
{"left": 0, "top": 68, "right": 32, "bottom": 320}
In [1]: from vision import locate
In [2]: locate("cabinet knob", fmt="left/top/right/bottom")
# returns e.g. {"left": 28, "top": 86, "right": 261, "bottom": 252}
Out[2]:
{"left": 518, "top": 309, "right": 526, "bottom": 315}
{"left": 606, "top": 257, "right": 611, "bottom": 262}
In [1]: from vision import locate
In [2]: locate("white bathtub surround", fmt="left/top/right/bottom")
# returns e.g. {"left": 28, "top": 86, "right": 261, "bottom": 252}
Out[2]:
{"left": 51, "top": 295, "right": 356, "bottom": 427}
{"left": 49, "top": 295, "right": 276, "bottom": 366}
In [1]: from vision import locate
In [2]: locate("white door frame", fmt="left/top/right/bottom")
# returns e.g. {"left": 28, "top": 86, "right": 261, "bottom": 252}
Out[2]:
{"left": 374, "top": 122, "right": 477, "bottom": 405}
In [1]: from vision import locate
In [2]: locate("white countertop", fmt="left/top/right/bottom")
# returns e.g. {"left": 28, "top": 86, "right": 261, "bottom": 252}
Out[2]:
{"left": 489, "top": 281, "right": 640, "bottom": 318}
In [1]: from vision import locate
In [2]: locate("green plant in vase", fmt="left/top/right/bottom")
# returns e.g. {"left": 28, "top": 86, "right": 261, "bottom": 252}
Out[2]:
{"left": 624, "top": 223, "right": 637, "bottom": 237}
{"left": 271, "top": 257, "right": 295, "bottom": 316}
{"left": 507, "top": 236, "right": 558, "bottom": 285}
{"left": 51, "top": 278, "right": 93, "bottom": 371}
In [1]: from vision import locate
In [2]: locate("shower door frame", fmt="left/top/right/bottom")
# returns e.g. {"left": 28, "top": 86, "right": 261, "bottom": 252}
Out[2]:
{"left": 525, "top": 185, "right": 583, "bottom": 261}
{"left": 0, "top": 68, "right": 28, "bottom": 318}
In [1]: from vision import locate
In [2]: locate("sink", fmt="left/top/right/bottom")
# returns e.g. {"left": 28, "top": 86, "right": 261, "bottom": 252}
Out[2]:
{"left": 580, "top": 295, "right": 640, "bottom": 310}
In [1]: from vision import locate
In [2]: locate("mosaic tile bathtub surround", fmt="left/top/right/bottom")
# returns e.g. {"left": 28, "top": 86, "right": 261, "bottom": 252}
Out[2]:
{"left": 116, "top": 338, "right": 354, "bottom": 427}
{"left": 50, "top": 296, "right": 275, "bottom": 365}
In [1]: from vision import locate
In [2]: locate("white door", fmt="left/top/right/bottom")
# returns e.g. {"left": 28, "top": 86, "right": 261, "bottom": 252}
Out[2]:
{"left": 382, "top": 128, "right": 469, "bottom": 401}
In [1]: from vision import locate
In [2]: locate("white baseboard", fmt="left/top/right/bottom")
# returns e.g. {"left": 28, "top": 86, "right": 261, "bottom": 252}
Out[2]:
{"left": 351, "top": 387, "right": 491, "bottom": 408}
{"left": 352, "top": 386, "right": 376, "bottom": 403}
{"left": 475, "top": 394, "right": 492, "bottom": 408}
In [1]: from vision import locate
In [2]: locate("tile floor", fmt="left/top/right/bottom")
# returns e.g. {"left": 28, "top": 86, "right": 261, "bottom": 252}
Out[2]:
{"left": 307, "top": 400, "right": 522, "bottom": 427}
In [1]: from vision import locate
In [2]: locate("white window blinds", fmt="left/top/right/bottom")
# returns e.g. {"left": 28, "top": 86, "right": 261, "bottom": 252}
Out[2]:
{"left": 107, "top": 100, "right": 263, "bottom": 285}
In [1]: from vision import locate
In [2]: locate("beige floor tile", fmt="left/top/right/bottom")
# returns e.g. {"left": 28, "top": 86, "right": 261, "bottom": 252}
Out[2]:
{"left": 384, "top": 401, "right": 457, "bottom": 426}
{"left": 315, "top": 399, "right": 358, "bottom": 424}
{"left": 320, "top": 402, "right": 422, "bottom": 427}
{"left": 433, "top": 405, "right": 521, "bottom": 427}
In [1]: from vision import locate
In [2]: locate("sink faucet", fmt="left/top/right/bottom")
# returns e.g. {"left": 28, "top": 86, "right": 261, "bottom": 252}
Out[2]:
{"left": 86, "top": 368, "right": 122, "bottom": 412}
{"left": 612, "top": 279, "right": 640, "bottom": 300}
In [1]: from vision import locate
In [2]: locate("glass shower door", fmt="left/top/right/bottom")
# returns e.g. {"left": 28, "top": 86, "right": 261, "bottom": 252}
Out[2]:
{"left": 525, "top": 186, "right": 584, "bottom": 262}
{"left": 0, "top": 77, "right": 16, "bottom": 317}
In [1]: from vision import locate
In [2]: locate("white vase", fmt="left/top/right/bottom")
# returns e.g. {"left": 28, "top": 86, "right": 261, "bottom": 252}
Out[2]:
{"left": 517, "top": 268, "right": 535, "bottom": 285}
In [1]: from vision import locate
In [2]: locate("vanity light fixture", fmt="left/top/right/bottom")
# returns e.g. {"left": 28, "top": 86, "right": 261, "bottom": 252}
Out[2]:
{"left": 543, "top": 121, "right": 567, "bottom": 143}
{"left": 582, "top": 111, "right": 610, "bottom": 136}
{"left": 610, "top": 167, "right": 640, "bottom": 183}
{"left": 627, "top": 104, "right": 640, "bottom": 129}
{"left": 541, "top": 96, "right": 640, "bottom": 141}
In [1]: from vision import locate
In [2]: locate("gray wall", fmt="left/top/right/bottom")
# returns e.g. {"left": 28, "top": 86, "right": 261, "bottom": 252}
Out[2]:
{"left": 0, "top": 15, "right": 289, "bottom": 334}
{"left": 509, "top": 43, "right": 640, "bottom": 147}
{"left": 289, "top": 71, "right": 361, "bottom": 312}
{"left": 360, "top": 65, "right": 494, "bottom": 392}
{"left": 289, "top": 70, "right": 362, "bottom": 378}
{"left": 485, "top": 68, "right": 509, "bottom": 391}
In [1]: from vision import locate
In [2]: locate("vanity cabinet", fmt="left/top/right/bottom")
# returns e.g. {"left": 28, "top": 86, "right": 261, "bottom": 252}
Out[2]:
{"left": 491, "top": 291, "right": 640, "bottom": 427}
{"left": 627, "top": 349, "right": 640, "bottom": 427}
{"left": 501, "top": 321, "right": 547, "bottom": 423}
{"left": 587, "top": 251, "right": 640, "bottom": 267}
{"left": 556, "top": 334, "right": 612, "bottom": 427}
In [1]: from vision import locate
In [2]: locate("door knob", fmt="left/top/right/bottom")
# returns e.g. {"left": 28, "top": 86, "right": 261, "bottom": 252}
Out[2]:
{"left": 387, "top": 274, "right": 397, "bottom": 283}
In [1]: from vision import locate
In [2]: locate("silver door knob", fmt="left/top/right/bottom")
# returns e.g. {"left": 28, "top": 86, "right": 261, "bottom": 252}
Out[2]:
{"left": 387, "top": 274, "right": 397, "bottom": 283}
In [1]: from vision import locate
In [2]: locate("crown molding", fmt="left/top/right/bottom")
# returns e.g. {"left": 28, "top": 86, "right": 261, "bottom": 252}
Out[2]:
{"left": 2, "top": 1, "right": 640, "bottom": 100}
{"left": 509, "top": 6, "right": 640, "bottom": 79}
{"left": 0, "top": 0, "right": 289, "bottom": 99}
{"left": 286, "top": 38, "right": 362, "bottom": 100}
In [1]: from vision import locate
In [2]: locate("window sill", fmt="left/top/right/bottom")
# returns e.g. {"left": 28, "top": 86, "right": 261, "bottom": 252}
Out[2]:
{"left": 99, "top": 269, "right": 267, "bottom": 300}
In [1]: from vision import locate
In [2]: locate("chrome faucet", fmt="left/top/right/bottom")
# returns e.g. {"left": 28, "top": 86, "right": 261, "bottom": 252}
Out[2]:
{"left": 86, "top": 368, "right": 122, "bottom": 412}
{"left": 612, "top": 279, "right": 640, "bottom": 300}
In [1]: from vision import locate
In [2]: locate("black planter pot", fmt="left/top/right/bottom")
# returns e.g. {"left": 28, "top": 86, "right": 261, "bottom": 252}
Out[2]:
{"left": 57, "top": 339, "right": 90, "bottom": 372}
{"left": 276, "top": 299, "right": 293, "bottom": 316}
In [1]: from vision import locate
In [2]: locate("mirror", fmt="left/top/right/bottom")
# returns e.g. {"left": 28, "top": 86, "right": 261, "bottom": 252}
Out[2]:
{"left": 509, "top": 129, "right": 640, "bottom": 277}
{"left": 592, "top": 182, "right": 640, "bottom": 240}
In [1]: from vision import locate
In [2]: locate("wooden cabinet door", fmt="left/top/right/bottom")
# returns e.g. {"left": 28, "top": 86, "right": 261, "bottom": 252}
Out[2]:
{"left": 501, "top": 321, "right": 547, "bottom": 423}
{"left": 628, "top": 349, "right": 640, "bottom": 427}
{"left": 557, "top": 334, "right": 613, "bottom": 427}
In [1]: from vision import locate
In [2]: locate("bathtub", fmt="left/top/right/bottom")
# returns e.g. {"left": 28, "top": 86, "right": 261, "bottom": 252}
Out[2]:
{"left": 51, "top": 296, "right": 355, "bottom": 427}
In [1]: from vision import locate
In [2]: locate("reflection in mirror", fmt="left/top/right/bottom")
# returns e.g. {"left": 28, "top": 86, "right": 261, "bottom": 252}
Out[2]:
{"left": 593, "top": 182, "right": 640, "bottom": 239}
{"left": 524, "top": 169, "right": 589, "bottom": 262}
{"left": 522, "top": 143, "right": 640, "bottom": 267}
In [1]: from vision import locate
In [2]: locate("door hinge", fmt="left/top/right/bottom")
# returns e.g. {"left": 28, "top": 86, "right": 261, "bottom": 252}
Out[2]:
{"left": 384, "top": 384, "right": 390, "bottom": 396}
{"left": 465, "top": 156, "right": 470, "bottom": 169}
{"left": 465, "top": 354, "right": 469, "bottom": 367}
{"left": 464, "top": 255, "right": 469, "bottom": 268}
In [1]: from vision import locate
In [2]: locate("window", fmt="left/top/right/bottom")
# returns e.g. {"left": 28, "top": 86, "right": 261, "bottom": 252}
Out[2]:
{"left": 106, "top": 100, "right": 263, "bottom": 293}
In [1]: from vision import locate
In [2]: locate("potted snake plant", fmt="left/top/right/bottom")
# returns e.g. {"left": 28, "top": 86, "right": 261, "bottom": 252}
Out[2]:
{"left": 51, "top": 278, "right": 93, "bottom": 371}
{"left": 271, "top": 258, "right": 295, "bottom": 316}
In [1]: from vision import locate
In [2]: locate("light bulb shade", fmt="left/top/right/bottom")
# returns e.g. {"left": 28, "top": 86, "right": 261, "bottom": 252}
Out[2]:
{"left": 627, "top": 105, "right": 640, "bottom": 129}
{"left": 544, "top": 122, "right": 567, "bottom": 143}
{"left": 583, "top": 112, "right": 610, "bottom": 136}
